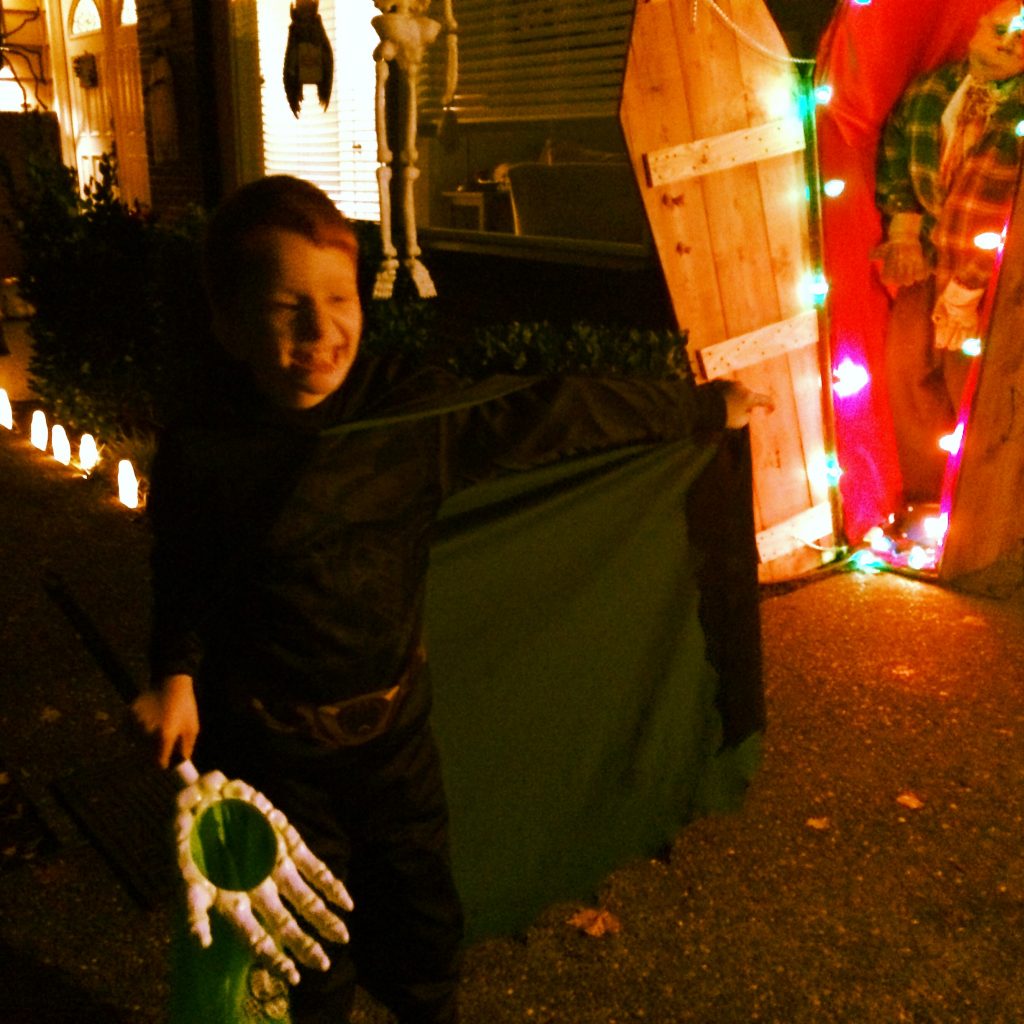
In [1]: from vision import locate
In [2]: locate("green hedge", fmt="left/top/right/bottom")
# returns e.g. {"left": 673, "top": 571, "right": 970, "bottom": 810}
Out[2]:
{"left": 1, "top": 132, "right": 687, "bottom": 444}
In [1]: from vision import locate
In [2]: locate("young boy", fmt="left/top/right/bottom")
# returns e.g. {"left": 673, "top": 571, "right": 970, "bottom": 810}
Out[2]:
{"left": 134, "top": 174, "right": 769, "bottom": 1024}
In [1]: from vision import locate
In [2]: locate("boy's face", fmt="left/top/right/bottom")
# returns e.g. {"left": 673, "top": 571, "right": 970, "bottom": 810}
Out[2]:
{"left": 219, "top": 229, "right": 363, "bottom": 410}
{"left": 969, "top": 2, "right": 1024, "bottom": 82}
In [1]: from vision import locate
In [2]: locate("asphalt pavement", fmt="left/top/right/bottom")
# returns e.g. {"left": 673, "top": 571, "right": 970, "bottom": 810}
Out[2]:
{"left": 2, "top": 391, "right": 1023, "bottom": 1024}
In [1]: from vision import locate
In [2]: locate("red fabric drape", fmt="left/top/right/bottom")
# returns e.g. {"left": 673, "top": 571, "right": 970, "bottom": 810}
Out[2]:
{"left": 815, "top": 0, "right": 997, "bottom": 541}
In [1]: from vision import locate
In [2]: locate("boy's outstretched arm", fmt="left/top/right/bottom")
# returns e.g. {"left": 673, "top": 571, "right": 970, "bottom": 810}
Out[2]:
{"left": 133, "top": 674, "right": 200, "bottom": 768}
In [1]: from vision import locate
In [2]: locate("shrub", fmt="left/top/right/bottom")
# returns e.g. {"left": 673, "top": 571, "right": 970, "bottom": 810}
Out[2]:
{"left": 0, "top": 129, "right": 207, "bottom": 439}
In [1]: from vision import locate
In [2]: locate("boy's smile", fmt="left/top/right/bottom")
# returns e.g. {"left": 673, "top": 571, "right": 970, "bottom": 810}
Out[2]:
{"left": 221, "top": 228, "right": 363, "bottom": 410}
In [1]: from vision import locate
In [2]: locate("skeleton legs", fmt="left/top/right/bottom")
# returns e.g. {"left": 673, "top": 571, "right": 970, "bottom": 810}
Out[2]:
{"left": 371, "top": 24, "right": 438, "bottom": 300}
{"left": 373, "top": 55, "right": 399, "bottom": 300}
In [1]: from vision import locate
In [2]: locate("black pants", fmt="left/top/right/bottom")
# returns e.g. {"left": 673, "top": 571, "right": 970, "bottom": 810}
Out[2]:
{"left": 197, "top": 715, "right": 464, "bottom": 1024}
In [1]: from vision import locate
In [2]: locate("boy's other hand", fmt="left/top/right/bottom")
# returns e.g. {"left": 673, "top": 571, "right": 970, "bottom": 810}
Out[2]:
{"left": 723, "top": 381, "right": 775, "bottom": 430}
{"left": 132, "top": 674, "right": 199, "bottom": 769}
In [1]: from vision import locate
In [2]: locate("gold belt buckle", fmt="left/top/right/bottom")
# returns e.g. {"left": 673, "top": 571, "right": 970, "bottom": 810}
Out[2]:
{"left": 297, "top": 684, "right": 402, "bottom": 747}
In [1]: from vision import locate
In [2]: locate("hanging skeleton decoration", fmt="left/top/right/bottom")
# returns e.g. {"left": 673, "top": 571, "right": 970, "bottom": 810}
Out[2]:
{"left": 371, "top": 0, "right": 458, "bottom": 299}
{"left": 284, "top": 0, "right": 334, "bottom": 118}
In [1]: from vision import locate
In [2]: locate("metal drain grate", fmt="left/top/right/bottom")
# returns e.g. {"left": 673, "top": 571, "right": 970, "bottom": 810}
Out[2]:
{"left": 52, "top": 752, "right": 180, "bottom": 907}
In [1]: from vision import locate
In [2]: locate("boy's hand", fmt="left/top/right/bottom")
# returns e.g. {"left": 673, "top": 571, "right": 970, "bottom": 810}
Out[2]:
{"left": 722, "top": 381, "right": 774, "bottom": 430}
{"left": 133, "top": 674, "right": 199, "bottom": 768}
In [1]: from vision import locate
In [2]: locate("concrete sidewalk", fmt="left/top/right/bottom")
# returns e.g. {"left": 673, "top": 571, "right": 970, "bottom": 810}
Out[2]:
{"left": 1, "top": 407, "right": 1023, "bottom": 1023}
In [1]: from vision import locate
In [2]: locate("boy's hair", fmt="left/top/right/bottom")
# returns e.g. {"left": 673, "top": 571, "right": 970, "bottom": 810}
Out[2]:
{"left": 203, "top": 175, "right": 358, "bottom": 313}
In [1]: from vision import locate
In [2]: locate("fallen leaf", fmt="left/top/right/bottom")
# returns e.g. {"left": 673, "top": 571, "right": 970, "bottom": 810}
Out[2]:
{"left": 567, "top": 907, "right": 621, "bottom": 937}
{"left": 805, "top": 817, "right": 831, "bottom": 831}
{"left": 897, "top": 792, "right": 924, "bottom": 810}
{"left": 40, "top": 706, "right": 62, "bottom": 723}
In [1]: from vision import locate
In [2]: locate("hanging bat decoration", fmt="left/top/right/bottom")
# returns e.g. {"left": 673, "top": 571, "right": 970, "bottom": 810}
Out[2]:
{"left": 283, "top": 0, "right": 334, "bottom": 118}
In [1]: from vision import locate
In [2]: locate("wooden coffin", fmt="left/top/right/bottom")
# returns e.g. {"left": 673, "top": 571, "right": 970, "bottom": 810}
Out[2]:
{"left": 620, "top": 0, "right": 836, "bottom": 582}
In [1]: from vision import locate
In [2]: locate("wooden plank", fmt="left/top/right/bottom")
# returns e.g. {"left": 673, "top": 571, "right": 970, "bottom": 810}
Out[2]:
{"left": 644, "top": 117, "right": 805, "bottom": 188}
{"left": 698, "top": 309, "right": 818, "bottom": 379}
{"left": 756, "top": 501, "right": 833, "bottom": 565}
{"left": 621, "top": 0, "right": 832, "bottom": 583}
{"left": 939, "top": 169, "right": 1024, "bottom": 593}
{"left": 620, "top": 0, "right": 728, "bottom": 362}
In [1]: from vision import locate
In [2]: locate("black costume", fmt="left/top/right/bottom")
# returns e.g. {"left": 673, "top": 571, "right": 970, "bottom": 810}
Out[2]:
{"left": 149, "top": 354, "right": 728, "bottom": 1023}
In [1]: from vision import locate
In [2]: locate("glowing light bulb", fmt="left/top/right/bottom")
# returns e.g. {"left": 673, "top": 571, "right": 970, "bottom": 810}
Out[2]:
{"left": 79, "top": 434, "right": 100, "bottom": 473}
{"left": 118, "top": 459, "right": 139, "bottom": 509}
{"left": 923, "top": 512, "right": 949, "bottom": 544}
{"left": 851, "top": 549, "right": 884, "bottom": 573}
{"left": 939, "top": 423, "right": 965, "bottom": 455}
{"left": 832, "top": 357, "right": 870, "bottom": 398}
{"left": 852, "top": 0, "right": 872, "bottom": 5}
{"left": 814, "top": 84, "right": 833, "bottom": 106}
{"left": 865, "top": 526, "right": 892, "bottom": 552}
{"left": 30, "top": 410, "right": 48, "bottom": 451}
{"left": 51, "top": 424, "right": 71, "bottom": 466}
{"left": 907, "top": 546, "right": 932, "bottom": 571}
{"left": 799, "top": 271, "right": 829, "bottom": 307}
{"left": 974, "top": 230, "right": 1003, "bottom": 250}
{"left": 0, "top": 388, "right": 12, "bottom": 430}
{"left": 961, "top": 337, "right": 982, "bottom": 358}
{"left": 823, "top": 179, "right": 846, "bottom": 197}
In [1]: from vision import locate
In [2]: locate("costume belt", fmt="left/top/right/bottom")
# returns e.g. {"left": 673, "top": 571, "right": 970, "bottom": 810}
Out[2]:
{"left": 249, "top": 647, "right": 425, "bottom": 749}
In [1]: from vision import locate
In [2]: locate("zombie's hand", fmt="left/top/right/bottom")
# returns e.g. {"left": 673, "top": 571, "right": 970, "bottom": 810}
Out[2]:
{"left": 871, "top": 212, "right": 929, "bottom": 289}
{"left": 174, "top": 761, "right": 354, "bottom": 986}
{"left": 932, "top": 279, "right": 986, "bottom": 352}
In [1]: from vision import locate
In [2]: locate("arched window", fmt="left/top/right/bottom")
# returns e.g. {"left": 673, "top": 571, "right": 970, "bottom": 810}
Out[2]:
{"left": 120, "top": 0, "right": 138, "bottom": 26}
{"left": 69, "top": 0, "right": 103, "bottom": 36}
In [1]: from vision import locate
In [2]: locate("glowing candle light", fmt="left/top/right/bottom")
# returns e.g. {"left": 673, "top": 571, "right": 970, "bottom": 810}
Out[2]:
{"left": 0, "top": 388, "right": 12, "bottom": 430}
{"left": 79, "top": 433, "right": 100, "bottom": 473}
{"left": 939, "top": 423, "right": 965, "bottom": 455}
{"left": 51, "top": 424, "right": 71, "bottom": 466}
{"left": 832, "top": 357, "right": 870, "bottom": 398}
{"left": 814, "top": 84, "right": 833, "bottom": 106}
{"left": 30, "top": 410, "right": 48, "bottom": 451}
{"left": 823, "top": 179, "right": 846, "bottom": 198}
{"left": 118, "top": 459, "right": 139, "bottom": 509}
{"left": 974, "top": 230, "right": 1003, "bottom": 251}
{"left": 961, "top": 337, "right": 982, "bottom": 358}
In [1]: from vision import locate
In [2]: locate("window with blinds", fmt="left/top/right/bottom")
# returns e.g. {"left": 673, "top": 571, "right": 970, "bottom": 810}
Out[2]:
{"left": 420, "top": 0, "right": 635, "bottom": 124}
{"left": 255, "top": 0, "right": 380, "bottom": 221}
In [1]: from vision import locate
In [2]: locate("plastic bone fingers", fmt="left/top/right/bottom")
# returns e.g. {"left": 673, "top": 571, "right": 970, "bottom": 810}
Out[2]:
{"left": 248, "top": 877, "right": 332, "bottom": 972}
{"left": 173, "top": 763, "right": 353, "bottom": 982}
{"left": 216, "top": 889, "right": 303, "bottom": 986}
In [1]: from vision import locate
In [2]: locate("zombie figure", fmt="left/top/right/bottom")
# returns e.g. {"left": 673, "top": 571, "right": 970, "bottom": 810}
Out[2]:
{"left": 873, "top": 0, "right": 1024, "bottom": 499}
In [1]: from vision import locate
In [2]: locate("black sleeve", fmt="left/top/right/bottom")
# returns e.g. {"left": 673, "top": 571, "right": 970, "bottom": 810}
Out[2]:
{"left": 440, "top": 374, "right": 728, "bottom": 494}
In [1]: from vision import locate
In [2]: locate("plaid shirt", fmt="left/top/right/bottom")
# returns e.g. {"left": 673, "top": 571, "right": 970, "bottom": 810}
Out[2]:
{"left": 877, "top": 60, "right": 1024, "bottom": 289}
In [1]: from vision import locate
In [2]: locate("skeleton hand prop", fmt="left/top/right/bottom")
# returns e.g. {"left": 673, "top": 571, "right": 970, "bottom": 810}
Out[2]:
{"left": 932, "top": 279, "right": 986, "bottom": 352}
{"left": 173, "top": 760, "right": 353, "bottom": 986}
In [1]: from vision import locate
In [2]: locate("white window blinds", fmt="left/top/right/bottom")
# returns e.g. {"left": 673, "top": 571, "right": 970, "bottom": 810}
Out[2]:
{"left": 421, "top": 0, "right": 635, "bottom": 124}
{"left": 256, "top": 0, "right": 380, "bottom": 221}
